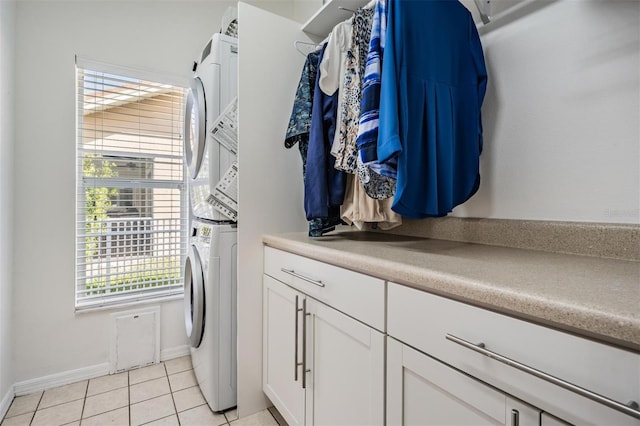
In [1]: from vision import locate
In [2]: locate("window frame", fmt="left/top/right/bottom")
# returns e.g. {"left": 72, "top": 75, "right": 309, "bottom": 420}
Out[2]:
{"left": 75, "top": 57, "right": 189, "bottom": 311}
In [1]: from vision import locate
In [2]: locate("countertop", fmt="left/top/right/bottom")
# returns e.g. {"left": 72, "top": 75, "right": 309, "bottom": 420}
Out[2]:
{"left": 263, "top": 231, "right": 640, "bottom": 352}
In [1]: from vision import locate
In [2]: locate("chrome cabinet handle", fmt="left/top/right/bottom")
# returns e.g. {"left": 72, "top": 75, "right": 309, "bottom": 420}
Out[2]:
{"left": 302, "top": 297, "right": 308, "bottom": 389}
{"left": 511, "top": 409, "right": 519, "bottom": 426}
{"left": 281, "top": 268, "right": 325, "bottom": 287}
{"left": 294, "top": 295, "right": 300, "bottom": 382}
{"left": 446, "top": 334, "right": 640, "bottom": 419}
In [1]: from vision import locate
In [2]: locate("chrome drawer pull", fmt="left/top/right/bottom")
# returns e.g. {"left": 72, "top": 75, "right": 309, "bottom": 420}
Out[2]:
{"left": 446, "top": 334, "right": 640, "bottom": 419}
{"left": 302, "top": 297, "right": 308, "bottom": 389}
{"left": 294, "top": 295, "right": 300, "bottom": 382}
{"left": 511, "top": 409, "right": 519, "bottom": 426}
{"left": 281, "top": 268, "right": 325, "bottom": 287}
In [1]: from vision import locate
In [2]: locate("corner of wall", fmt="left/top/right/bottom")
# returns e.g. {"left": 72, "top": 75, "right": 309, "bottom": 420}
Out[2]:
{"left": 0, "top": 0, "right": 16, "bottom": 416}
{"left": 0, "top": 384, "right": 15, "bottom": 421}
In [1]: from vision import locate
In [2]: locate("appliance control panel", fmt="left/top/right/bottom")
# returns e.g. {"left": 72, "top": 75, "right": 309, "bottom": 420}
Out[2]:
{"left": 192, "top": 224, "right": 212, "bottom": 243}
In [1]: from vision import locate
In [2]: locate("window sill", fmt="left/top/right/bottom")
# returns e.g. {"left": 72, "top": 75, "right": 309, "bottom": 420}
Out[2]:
{"left": 75, "top": 291, "right": 184, "bottom": 314}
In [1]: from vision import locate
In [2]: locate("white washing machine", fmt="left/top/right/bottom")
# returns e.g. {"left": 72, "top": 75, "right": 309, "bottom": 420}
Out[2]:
{"left": 184, "top": 33, "right": 238, "bottom": 222}
{"left": 184, "top": 220, "right": 237, "bottom": 412}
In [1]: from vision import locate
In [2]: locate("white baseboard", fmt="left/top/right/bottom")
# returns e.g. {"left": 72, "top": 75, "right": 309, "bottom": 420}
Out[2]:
{"left": 160, "top": 345, "right": 190, "bottom": 361}
{"left": 13, "top": 363, "right": 110, "bottom": 397}
{"left": 1, "top": 385, "right": 15, "bottom": 421}
{"left": 10, "top": 346, "right": 188, "bottom": 399}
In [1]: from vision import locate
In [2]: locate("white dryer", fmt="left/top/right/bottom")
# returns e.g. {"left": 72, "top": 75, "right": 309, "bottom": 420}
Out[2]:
{"left": 184, "top": 220, "right": 237, "bottom": 412}
{"left": 184, "top": 33, "right": 238, "bottom": 222}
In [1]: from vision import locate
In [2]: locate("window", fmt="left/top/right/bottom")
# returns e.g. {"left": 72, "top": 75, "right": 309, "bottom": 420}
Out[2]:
{"left": 76, "top": 62, "right": 187, "bottom": 310}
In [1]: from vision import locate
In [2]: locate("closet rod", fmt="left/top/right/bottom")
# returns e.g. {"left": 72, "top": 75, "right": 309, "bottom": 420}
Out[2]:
{"left": 341, "top": 1, "right": 484, "bottom": 19}
{"left": 474, "top": 0, "right": 491, "bottom": 24}
{"left": 476, "top": 0, "right": 559, "bottom": 35}
{"left": 338, "top": 6, "right": 356, "bottom": 13}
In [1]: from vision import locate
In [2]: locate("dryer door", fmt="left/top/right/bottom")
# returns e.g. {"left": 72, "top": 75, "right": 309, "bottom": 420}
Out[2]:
{"left": 184, "top": 77, "right": 206, "bottom": 179}
{"left": 184, "top": 244, "right": 205, "bottom": 348}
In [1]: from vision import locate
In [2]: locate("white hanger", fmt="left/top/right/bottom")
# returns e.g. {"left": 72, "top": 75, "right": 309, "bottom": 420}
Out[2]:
{"left": 293, "top": 40, "right": 322, "bottom": 56}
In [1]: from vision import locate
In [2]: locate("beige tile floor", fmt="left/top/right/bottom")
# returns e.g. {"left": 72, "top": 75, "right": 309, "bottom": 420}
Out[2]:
{"left": 1, "top": 356, "right": 286, "bottom": 426}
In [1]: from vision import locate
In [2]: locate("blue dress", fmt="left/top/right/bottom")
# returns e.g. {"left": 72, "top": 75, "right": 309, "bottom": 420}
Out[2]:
{"left": 378, "top": 0, "right": 488, "bottom": 218}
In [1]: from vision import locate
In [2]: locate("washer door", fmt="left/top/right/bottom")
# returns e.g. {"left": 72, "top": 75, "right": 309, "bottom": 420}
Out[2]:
{"left": 184, "top": 244, "right": 205, "bottom": 348}
{"left": 184, "top": 77, "right": 206, "bottom": 179}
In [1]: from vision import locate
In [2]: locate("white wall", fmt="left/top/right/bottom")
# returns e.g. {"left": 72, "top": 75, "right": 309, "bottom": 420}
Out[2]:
{"left": 453, "top": 0, "right": 640, "bottom": 224}
{"left": 0, "top": 0, "right": 16, "bottom": 410}
{"left": 12, "top": 0, "right": 238, "bottom": 385}
{"left": 237, "top": 2, "right": 309, "bottom": 417}
{"left": 293, "top": 0, "right": 323, "bottom": 23}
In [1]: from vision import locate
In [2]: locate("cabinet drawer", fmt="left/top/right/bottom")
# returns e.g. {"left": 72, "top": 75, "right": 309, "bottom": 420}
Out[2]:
{"left": 388, "top": 283, "right": 640, "bottom": 425}
{"left": 264, "top": 246, "right": 385, "bottom": 331}
{"left": 387, "top": 338, "right": 541, "bottom": 426}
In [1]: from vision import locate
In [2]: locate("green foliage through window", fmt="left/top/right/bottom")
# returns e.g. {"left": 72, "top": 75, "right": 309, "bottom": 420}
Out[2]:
{"left": 85, "top": 258, "right": 181, "bottom": 296}
{"left": 83, "top": 154, "right": 118, "bottom": 258}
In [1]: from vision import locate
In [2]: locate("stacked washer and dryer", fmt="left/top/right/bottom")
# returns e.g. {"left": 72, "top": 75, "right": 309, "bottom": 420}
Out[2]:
{"left": 183, "top": 33, "right": 238, "bottom": 413}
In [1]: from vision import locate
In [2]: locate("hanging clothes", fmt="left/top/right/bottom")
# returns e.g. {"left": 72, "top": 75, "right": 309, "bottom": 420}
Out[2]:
{"left": 285, "top": 48, "right": 345, "bottom": 237}
{"left": 378, "top": 0, "right": 488, "bottom": 218}
{"left": 356, "top": 0, "right": 397, "bottom": 180}
{"left": 330, "top": 9, "right": 372, "bottom": 174}
{"left": 346, "top": 5, "right": 396, "bottom": 202}
{"left": 304, "top": 43, "right": 347, "bottom": 232}
{"left": 319, "top": 18, "right": 353, "bottom": 165}
{"left": 284, "top": 50, "right": 321, "bottom": 165}
{"left": 337, "top": 6, "right": 400, "bottom": 228}
{"left": 340, "top": 174, "right": 401, "bottom": 230}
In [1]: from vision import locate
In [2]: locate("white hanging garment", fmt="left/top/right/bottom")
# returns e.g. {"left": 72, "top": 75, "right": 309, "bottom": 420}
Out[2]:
{"left": 318, "top": 18, "right": 353, "bottom": 157}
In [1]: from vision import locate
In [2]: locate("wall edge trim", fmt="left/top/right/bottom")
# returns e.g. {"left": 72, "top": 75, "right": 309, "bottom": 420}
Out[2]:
{"left": 0, "top": 384, "right": 15, "bottom": 421}
{"left": 13, "top": 363, "right": 110, "bottom": 397}
{"left": 160, "top": 345, "right": 190, "bottom": 362}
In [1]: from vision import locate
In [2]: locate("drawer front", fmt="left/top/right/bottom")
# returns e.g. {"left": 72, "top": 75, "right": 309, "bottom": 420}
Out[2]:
{"left": 388, "top": 283, "right": 640, "bottom": 426}
{"left": 264, "top": 246, "right": 385, "bottom": 331}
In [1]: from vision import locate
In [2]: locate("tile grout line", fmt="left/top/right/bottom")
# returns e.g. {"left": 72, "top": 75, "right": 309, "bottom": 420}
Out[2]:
{"left": 128, "top": 369, "right": 132, "bottom": 426}
{"left": 29, "top": 391, "right": 44, "bottom": 425}
{"left": 21, "top": 397, "right": 87, "bottom": 417}
{"left": 22, "top": 379, "right": 132, "bottom": 417}
{"left": 165, "top": 362, "right": 180, "bottom": 426}
{"left": 8, "top": 360, "right": 193, "bottom": 426}
{"left": 28, "top": 391, "right": 44, "bottom": 426}
{"left": 78, "top": 379, "right": 89, "bottom": 423}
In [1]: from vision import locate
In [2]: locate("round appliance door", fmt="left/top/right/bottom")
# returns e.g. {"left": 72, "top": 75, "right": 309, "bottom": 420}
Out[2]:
{"left": 184, "top": 244, "right": 205, "bottom": 348}
{"left": 184, "top": 77, "right": 206, "bottom": 179}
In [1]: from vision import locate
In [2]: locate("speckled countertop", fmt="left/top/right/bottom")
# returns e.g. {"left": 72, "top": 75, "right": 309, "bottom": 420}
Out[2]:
{"left": 263, "top": 231, "right": 640, "bottom": 352}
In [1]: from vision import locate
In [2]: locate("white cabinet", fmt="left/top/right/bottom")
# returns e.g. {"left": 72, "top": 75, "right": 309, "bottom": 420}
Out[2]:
{"left": 263, "top": 246, "right": 385, "bottom": 331}
{"left": 262, "top": 249, "right": 385, "bottom": 426}
{"left": 387, "top": 282, "right": 640, "bottom": 426}
{"left": 261, "top": 247, "right": 639, "bottom": 425}
{"left": 263, "top": 275, "right": 305, "bottom": 425}
{"left": 306, "top": 291, "right": 385, "bottom": 426}
{"left": 387, "top": 337, "right": 540, "bottom": 426}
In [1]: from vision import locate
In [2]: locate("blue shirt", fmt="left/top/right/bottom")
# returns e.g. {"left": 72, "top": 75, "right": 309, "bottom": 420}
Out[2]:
{"left": 304, "top": 44, "right": 347, "bottom": 220}
{"left": 356, "top": 0, "right": 397, "bottom": 179}
{"left": 378, "top": 0, "right": 487, "bottom": 218}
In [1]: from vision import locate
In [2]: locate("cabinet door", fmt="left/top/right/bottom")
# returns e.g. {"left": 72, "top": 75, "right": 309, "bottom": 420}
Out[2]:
{"left": 387, "top": 338, "right": 540, "bottom": 426}
{"left": 263, "top": 275, "right": 305, "bottom": 425}
{"left": 306, "top": 299, "right": 385, "bottom": 426}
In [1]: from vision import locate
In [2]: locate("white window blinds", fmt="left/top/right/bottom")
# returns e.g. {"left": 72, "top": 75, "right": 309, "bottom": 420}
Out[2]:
{"left": 75, "top": 64, "right": 187, "bottom": 310}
